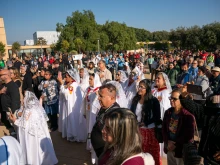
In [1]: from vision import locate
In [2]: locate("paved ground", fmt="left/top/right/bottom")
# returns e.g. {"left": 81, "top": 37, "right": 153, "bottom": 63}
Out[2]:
{"left": 0, "top": 72, "right": 167, "bottom": 165}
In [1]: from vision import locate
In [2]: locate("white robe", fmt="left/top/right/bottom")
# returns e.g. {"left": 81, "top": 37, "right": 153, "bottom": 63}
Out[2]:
{"left": 59, "top": 82, "right": 87, "bottom": 142}
{"left": 0, "top": 136, "right": 24, "bottom": 165}
{"left": 152, "top": 87, "right": 171, "bottom": 158}
{"left": 125, "top": 81, "right": 138, "bottom": 109}
{"left": 15, "top": 109, "right": 58, "bottom": 165}
{"left": 81, "top": 87, "right": 100, "bottom": 150}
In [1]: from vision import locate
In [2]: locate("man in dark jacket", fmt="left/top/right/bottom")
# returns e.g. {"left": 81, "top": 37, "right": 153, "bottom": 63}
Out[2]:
{"left": 91, "top": 83, "right": 120, "bottom": 158}
{"left": 20, "top": 65, "right": 33, "bottom": 94}
{"left": 0, "top": 69, "right": 20, "bottom": 135}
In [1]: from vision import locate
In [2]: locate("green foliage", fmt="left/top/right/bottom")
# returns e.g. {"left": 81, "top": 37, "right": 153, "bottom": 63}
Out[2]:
{"left": 37, "top": 37, "right": 47, "bottom": 45}
{"left": 61, "top": 40, "right": 70, "bottom": 52}
{"left": 56, "top": 10, "right": 220, "bottom": 52}
{"left": 0, "top": 42, "right": 6, "bottom": 57}
{"left": 12, "top": 42, "right": 21, "bottom": 54}
{"left": 69, "top": 50, "right": 78, "bottom": 55}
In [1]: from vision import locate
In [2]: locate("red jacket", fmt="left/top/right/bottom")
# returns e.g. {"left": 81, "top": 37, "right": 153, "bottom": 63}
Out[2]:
{"left": 162, "top": 107, "right": 195, "bottom": 158}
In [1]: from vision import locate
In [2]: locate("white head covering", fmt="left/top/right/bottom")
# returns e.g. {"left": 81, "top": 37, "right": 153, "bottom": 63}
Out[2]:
{"left": 154, "top": 72, "right": 172, "bottom": 93}
{"left": 0, "top": 136, "right": 24, "bottom": 165}
{"left": 133, "top": 66, "right": 145, "bottom": 80}
{"left": 119, "top": 70, "right": 128, "bottom": 83}
{"left": 67, "top": 68, "right": 80, "bottom": 83}
{"left": 106, "top": 81, "right": 128, "bottom": 108}
{"left": 93, "top": 73, "right": 102, "bottom": 88}
{"left": 15, "top": 91, "right": 49, "bottom": 138}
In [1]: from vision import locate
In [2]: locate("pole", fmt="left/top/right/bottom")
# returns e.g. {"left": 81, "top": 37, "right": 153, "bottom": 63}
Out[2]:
{"left": 98, "top": 39, "right": 99, "bottom": 53}
{"left": 40, "top": 40, "right": 42, "bottom": 57}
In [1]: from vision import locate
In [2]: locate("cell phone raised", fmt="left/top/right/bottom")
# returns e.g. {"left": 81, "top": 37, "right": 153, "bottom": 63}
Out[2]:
{"left": 8, "top": 107, "right": 12, "bottom": 114}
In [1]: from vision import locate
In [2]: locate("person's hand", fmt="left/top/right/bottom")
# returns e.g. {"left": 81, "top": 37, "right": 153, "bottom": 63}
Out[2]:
{"left": 191, "top": 81, "right": 194, "bottom": 85}
{"left": 157, "top": 96, "right": 162, "bottom": 102}
{"left": 167, "top": 140, "right": 176, "bottom": 151}
{"left": 8, "top": 113, "right": 16, "bottom": 123}
{"left": 176, "top": 84, "right": 183, "bottom": 88}
{"left": 43, "top": 84, "right": 49, "bottom": 88}
{"left": 0, "top": 87, "right": 7, "bottom": 94}
{"left": 57, "top": 76, "right": 63, "bottom": 85}
{"left": 99, "top": 73, "right": 104, "bottom": 78}
{"left": 213, "top": 151, "right": 220, "bottom": 161}
{"left": 18, "top": 112, "right": 22, "bottom": 117}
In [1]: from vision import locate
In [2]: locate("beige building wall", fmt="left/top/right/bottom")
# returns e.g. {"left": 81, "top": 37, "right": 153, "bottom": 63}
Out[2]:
{"left": 0, "top": 17, "right": 8, "bottom": 59}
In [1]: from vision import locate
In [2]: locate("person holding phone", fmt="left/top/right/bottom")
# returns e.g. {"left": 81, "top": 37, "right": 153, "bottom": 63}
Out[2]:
{"left": 0, "top": 69, "right": 20, "bottom": 136}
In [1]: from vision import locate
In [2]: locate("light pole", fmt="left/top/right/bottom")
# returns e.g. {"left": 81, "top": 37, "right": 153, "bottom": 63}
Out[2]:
{"left": 97, "top": 39, "right": 100, "bottom": 53}
{"left": 40, "top": 40, "right": 42, "bottom": 57}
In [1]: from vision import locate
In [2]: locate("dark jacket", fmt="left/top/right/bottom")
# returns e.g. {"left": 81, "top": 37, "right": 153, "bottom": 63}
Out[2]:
{"left": 91, "top": 102, "right": 120, "bottom": 150}
{"left": 181, "top": 99, "right": 220, "bottom": 164}
{"left": 130, "top": 96, "right": 161, "bottom": 126}
{"left": 162, "top": 107, "right": 195, "bottom": 158}
{"left": 209, "top": 75, "right": 220, "bottom": 95}
{"left": 22, "top": 72, "right": 33, "bottom": 93}
{"left": 1, "top": 81, "right": 20, "bottom": 113}
{"left": 166, "top": 69, "right": 179, "bottom": 87}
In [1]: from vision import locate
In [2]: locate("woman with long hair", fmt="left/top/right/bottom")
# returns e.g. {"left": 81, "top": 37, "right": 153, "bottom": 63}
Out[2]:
{"left": 99, "top": 108, "right": 154, "bottom": 165}
{"left": 152, "top": 72, "right": 172, "bottom": 158}
{"left": 9, "top": 67, "right": 24, "bottom": 103}
{"left": 131, "top": 79, "right": 161, "bottom": 165}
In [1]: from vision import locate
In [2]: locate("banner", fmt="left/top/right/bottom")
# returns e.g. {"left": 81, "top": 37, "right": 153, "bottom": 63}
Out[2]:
{"left": 72, "top": 54, "right": 83, "bottom": 60}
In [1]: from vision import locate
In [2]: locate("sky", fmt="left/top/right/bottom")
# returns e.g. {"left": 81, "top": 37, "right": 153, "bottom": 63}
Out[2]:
{"left": 0, "top": 0, "right": 220, "bottom": 45}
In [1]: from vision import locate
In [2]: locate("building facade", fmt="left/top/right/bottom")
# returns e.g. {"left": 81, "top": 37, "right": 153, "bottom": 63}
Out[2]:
{"left": 24, "top": 39, "right": 34, "bottom": 46}
{"left": 33, "top": 31, "right": 60, "bottom": 45}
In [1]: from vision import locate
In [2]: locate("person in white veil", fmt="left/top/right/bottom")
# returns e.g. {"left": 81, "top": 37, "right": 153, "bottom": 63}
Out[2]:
{"left": 79, "top": 68, "right": 90, "bottom": 96}
{"left": 151, "top": 72, "right": 172, "bottom": 158}
{"left": 124, "top": 71, "right": 139, "bottom": 109}
{"left": 9, "top": 90, "right": 58, "bottom": 165}
{"left": 106, "top": 81, "right": 128, "bottom": 108}
{"left": 58, "top": 69, "right": 87, "bottom": 142}
{"left": 81, "top": 73, "right": 102, "bottom": 164}
{"left": 115, "top": 70, "right": 128, "bottom": 93}
{"left": 0, "top": 136, "right": 24, "bottom": 165}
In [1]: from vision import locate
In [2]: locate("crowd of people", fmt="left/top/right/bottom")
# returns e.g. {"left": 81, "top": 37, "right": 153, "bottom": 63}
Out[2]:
{"left": 0, "top": 49, "right": 219, "bottom": 165}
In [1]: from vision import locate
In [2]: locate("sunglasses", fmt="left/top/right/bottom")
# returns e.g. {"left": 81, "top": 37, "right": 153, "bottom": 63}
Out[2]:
{"left": 169, "top": 97, "right": 179, "bottom": 101}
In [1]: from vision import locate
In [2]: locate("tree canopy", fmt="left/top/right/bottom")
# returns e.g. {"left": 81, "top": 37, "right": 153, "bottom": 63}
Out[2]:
{"left": 55, "top": 10, "right": 220, "bottom": 52}
{"left": 12, "top": 42, "right": 21, "bottom": 55}
{"left": 37, "top": 37, "right": 47, "bottom": 45}
{"left": 0, "top": 42, "right": 6, "bottom": 57}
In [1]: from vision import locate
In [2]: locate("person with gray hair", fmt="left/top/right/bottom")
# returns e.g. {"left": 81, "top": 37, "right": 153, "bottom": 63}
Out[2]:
{"left": 97, "top": 60, "right": 112, "bottom": 84}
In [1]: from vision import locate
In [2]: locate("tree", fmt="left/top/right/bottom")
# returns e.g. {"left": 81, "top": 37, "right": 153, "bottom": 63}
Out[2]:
{"left": 0, "top": 42, "right": 6, "bottom": 57}
{"left": 61, "top": 40, "right": 69, "bottom": 52}
{"left": 50, "top": 43, "right": 56, "bottom": 51}
{"left": 202, "top": 30, "right": 217, "bottom": 50}
{"left": 37, "top": 37, "right": 47, "bottom": 45}
{"left": 56, "top": 10, "right": 99, "bottom": 52}
{"left": 102, "top": 21, "right": 137, "bottom": 51}
{"left": 12, "top": 42, "right": 21, "bottom": 55}
{"left": 74, "top": 38, "right": 83, "bottom": 53}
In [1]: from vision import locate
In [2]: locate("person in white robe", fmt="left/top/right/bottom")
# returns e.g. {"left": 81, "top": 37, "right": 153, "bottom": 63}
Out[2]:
{"left": 106, "top": 81, "right": 128, "bottom": 108}
{"left": 58, "top": 69, "right": 87, "bottom": 142}
{"left": 0, "top": 136, "right": 24, "bottom": 165}
{"left": 79, "top": 68, "right": 89, "bottom": 96}
{"left": 151, "top": 72, "right": 172, "bottom": 158}
{"left": 125, "top": 71, "right": 139, "bottom": 109}
{"left": 9, "top": 91, "right": 58, "bottom": 165}
{"left": 81, "top": 73, "right": 102, "bottom": 164}
{"left": 115, "top": 70, "right": 128, "bottom": 93}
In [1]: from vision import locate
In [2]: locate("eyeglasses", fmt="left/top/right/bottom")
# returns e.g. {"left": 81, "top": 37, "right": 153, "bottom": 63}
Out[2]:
{"left": 169, "top": 97, "right": 179, "bottom": 101}
{"left": 138, "top": 85, "right": 146, "bottom": 89}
